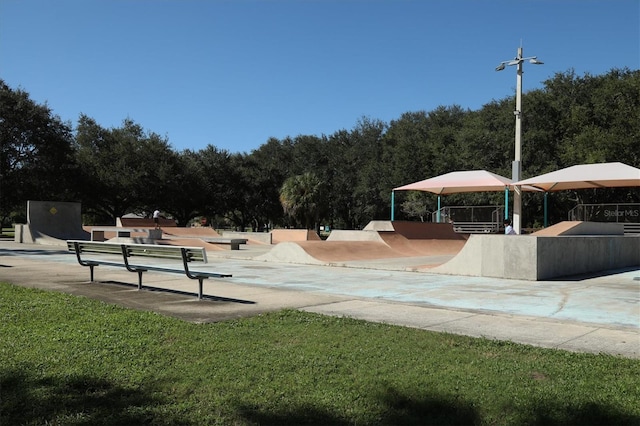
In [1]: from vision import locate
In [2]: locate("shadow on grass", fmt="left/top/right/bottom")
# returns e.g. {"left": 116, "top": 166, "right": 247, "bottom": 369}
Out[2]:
{"left": 526, "top": 402, "right": 640, "bottom": 426}
{"left": 237, "top": 385, "right": 479, "bottom": 425}
{"left": 1, "top": 370, "right": 192, "bottom": 426}
{"left": 236, "top": 384, "right": 640, "bottom": 426}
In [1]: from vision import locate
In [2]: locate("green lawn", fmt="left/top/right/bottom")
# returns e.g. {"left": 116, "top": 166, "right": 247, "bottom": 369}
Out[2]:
{"left": 1, "top": 283, "right": 638, "bottom": 425}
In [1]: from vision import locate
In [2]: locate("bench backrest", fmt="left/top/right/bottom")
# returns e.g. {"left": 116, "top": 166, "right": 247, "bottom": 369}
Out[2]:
{"left": 67, "top": 241, "right": 208, "bottom": 263}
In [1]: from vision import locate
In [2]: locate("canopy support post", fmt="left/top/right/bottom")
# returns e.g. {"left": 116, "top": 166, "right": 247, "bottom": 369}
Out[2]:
{"left": 544, "top": 192, "right": 548, "bottom": 227}
{"left": 505, "top": 188, "right": 509, "bottom": 219}
{"left": 390, "top": 191, "right": 395, "bottom": 221}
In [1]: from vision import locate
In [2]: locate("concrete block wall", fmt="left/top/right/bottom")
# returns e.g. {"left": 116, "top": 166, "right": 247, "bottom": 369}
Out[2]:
{"left": 536, "top": 236, "right": 640, "bottom": 280}
{"left": 433, "top": 234, "right": 640, "bottom": 280}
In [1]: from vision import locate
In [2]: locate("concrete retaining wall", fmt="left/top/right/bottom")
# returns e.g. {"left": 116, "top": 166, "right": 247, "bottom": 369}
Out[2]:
{"left": 432, "top": 234, "right": 640, "bottom": 280}
{"left": 535, "top": 236, "right": 639, "bottom": 279}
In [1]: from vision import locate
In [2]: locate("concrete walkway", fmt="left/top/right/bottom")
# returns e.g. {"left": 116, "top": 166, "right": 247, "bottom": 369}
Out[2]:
{"left": 0, "top": 241, "right": 638, "bottom": 358}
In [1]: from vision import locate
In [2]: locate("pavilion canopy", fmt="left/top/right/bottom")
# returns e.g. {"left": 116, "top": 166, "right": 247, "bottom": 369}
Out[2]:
{"left": 513, "top": 162, "right": 640, "bottom": 192}
{"left": 394, "top": 170, "right": 515, "bottom": 194}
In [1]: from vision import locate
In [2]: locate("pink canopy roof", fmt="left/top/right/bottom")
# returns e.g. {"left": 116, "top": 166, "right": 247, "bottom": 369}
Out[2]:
{"left": 394, "top": 170, "right": 514, "bottom": 195}
{"left": 514, "top": 162, "right": 640, "bottom": 192}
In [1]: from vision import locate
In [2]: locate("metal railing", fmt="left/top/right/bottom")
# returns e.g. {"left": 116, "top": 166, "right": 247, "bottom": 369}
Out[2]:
{"left": 568, "top": 203, "right": 640, "bottom": 234}
{"left": 432, "top": 205, "right": 504, "bottom": 233}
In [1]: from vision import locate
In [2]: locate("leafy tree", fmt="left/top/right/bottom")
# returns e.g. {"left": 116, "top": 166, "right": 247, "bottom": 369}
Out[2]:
{"left": 382, "top": 111, "right": 433, "bottom": 188}
{"left": 280, "top": 172, "right": 326, "bottom": 230}
{"left": 219, "top": 139, "right": 293, "bottom": 231}
{"left": 74, "top": 115, "right": 176, "bottom": 224}
{"left": 325, "top": 129, "right": 360, "bottom": 229}
{"left": 349, "top": 117, "right": 389, "bottom": 227}
{"left": 400, "top": 191, "right": 432, "bottom": 222}
{"left": 195, "top": 146, "right": 240, "bottom": 227}
{"left": 163, "top": 150, "right": 207, "bottom": 226}
{"left": 0, "top": 80, "right": 79, "bottom": 226}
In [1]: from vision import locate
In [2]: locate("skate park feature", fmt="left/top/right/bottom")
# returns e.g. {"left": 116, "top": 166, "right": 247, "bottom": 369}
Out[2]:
{"left": 14, "top": 200, "right": 89, "bottom": 245}
{"left": 258, "top": 220, "right": 639, "bottom": 280}
{"left": 13, "top": 201, "right": 640, "bottom": 281}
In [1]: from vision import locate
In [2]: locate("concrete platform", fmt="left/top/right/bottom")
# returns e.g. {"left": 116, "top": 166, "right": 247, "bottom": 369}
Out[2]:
{"left": 0, "top": 240, "right": 638, "bottom": 358}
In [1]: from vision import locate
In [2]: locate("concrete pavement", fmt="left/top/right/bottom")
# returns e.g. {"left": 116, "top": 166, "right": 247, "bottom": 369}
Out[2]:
{"left": 0, "top": 240, "right": 638, "bottom": 358}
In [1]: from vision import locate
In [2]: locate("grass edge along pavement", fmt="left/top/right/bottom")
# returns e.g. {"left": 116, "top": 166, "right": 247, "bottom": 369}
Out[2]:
{"left": 1, "top": 283, "right": 639, "bottom": 426}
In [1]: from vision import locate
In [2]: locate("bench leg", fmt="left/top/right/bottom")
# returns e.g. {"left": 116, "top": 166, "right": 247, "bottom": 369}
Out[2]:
{"left": 89, "top": 265, "right": 95, "bottom": 282}
{"left": 198, "top": 277, "right": 205, "bottom": 300}
{"left": 230, "top": 243, "right": 239, "bottom": 250}
{"left": 137, "top": 270, "right": 144, "bottom": 290}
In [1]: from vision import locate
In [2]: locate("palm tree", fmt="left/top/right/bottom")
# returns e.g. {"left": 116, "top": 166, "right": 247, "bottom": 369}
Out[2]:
{"left": 279, "top": 172, "right": 325, "bottom": 230}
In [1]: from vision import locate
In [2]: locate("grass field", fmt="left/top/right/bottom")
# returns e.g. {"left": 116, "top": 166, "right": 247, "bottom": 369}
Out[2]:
{"left": 1, "top": 282, "right": 639, "bottom": 425}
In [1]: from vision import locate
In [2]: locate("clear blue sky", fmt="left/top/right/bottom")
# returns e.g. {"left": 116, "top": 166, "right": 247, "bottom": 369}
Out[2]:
{"left": 1, "top": 0, "right": 638, "bottom": 154}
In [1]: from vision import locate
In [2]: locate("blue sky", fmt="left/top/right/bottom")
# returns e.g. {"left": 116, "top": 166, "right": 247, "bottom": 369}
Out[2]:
{"left": 1, "top": 0, "right": 638, "bottom": 154}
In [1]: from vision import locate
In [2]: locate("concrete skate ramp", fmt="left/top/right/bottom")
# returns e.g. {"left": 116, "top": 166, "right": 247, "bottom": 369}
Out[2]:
{"left": 431, "top": 232, "right": 640, "bottom": 280}
{"left": 263, "top": 221, "right": 468, "bottom": 264}
{"left": 532, "top": 221, "right": 624, "bottom": 236}
{"left": 387, "top": 221, "right": 468, "bottom": 240}
{"left": 153, "top": 238, "right": 227, "bottom": 251}
{"left": 162, "top": 228, "right": 222, "bottom": 238}
{"left": 15, "top": 201, "right": 89, "bottom": 245}
{"left": 271, "top": 229, "right": 321, "bottom": 244}
{"left": 378, "top": 232, "right": 466, "bottom": 256}
{"left": 258, "top": 240, "right": 405, "bottom": 264}
{"left": 326, "top": 229, "right": 386, "bottom": 242}
{"left": 117, "top": 217, "right": 177, "bottom": 227}
{"left": 159, "top": 228, "right": 251, "bottom": 251}
{"left": 256, "top": 242, "right": 330, "bottom": 265}
{"left": 326, "top": 221, "right": 466, "bottom": 258}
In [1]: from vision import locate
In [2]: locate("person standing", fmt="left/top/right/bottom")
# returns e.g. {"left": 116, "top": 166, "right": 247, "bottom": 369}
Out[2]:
{"left": 153, "top": 209, "right": 161, "bottom": 229}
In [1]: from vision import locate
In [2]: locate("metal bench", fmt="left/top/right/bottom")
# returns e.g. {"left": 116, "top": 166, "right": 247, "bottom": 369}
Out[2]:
{"left": 67, "top": 240, "right": 232, "bottom": 299}
{"left": 452, "top": 222, "right": 500, "bottom": 234}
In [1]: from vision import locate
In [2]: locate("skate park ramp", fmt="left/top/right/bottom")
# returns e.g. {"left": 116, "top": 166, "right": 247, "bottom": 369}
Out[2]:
{"left": 118, "top": 217, "right": 177, "bottom": 228}
{"left": 271, "top": 229, "right": 321, "bottom": 244}
{"left": 258, "top": 220, "right": 639, "bottom": 280}
{"left": 162, "top": 227, "right": 222, "bottom": 238}
{"left": 156, "top": 227, "right": 226, "bottom": 251}
{"left": 259, "top": 221, "right": 467, "bottom": 264}
{"left": 14, "top": 200, "right": 89, "bottom": 245}
{"left": 531, "top": 221, "right": 624, "bottom": 236}
{"left": 431, "top": 222, "right": 639, "bottom": 280}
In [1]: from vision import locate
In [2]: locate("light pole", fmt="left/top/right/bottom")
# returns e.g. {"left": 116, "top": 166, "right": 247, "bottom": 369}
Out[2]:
{"left": 496, "top": 46, "right": 543, "bottom": 234}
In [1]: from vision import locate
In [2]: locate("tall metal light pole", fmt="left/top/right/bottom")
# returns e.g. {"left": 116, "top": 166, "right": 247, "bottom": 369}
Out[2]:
{"left": 496, "top": 46, "right": 543, "bottom": 234}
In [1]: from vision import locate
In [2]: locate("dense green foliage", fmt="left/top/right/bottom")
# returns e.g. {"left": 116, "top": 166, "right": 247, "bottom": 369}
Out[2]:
{"left": 1, "top": 68, "right": 638, "bottom": 229}
{"left": 1, "top": 283, "right": 639, "bottom": 425}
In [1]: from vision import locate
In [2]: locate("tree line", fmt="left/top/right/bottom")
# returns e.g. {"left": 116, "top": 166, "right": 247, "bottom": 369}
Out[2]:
{"left": 1, "top": 68, "right": 638, "bottom": 231}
